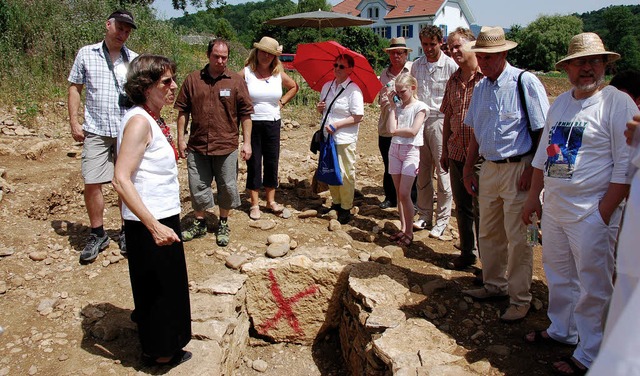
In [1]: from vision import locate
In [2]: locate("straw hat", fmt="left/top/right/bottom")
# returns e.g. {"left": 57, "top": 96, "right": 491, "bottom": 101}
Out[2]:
{"left": 555, "top": 32, "right": 620, "bottom": 69}
{"left": 253, "top": 36, "right": 283, "bottom": 56}
{"left": 463, "top": 26, "right": 517, "bottom": 53}
{"left": 384, "top": 37, "right": 413, "bottom": 52}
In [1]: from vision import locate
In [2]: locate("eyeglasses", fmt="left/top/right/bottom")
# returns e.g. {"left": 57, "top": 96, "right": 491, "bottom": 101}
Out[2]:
{"left": 160, "top": 76, "right": 176, "bottom": 86}
{"left": 333, "top": 63, "right": 347, "bottom": 69}
{"left": 569, "top": 57, "right": 605, "bottom": 67}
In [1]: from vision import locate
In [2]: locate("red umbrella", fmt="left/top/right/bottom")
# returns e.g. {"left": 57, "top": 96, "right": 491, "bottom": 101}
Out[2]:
{"left": 293, "top": 41, "right": 382, "bottom": 103}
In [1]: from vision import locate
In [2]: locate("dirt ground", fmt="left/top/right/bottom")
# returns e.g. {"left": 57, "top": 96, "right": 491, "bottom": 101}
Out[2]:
{"left": 0, "top": 77, "right": 573, "bottom": 375}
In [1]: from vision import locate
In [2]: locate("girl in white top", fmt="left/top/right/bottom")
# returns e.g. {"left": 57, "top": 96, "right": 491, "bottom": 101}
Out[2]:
{"left": 385, "top": 73, "right": 429, "bottom": 246}
{"left": 239, "top": 36, "right": 298, "bottom": 221}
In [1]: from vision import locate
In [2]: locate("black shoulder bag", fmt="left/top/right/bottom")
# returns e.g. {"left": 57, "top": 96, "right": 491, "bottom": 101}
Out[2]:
{"left": 517, "top": 70, "right": 541, "bottom": 155}
{"left": 310, "top": 82, "right": 350, "bottom": 154}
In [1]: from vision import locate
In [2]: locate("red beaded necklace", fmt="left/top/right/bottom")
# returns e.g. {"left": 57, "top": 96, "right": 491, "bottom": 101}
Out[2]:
{"left": 142, "top": 104, "right": 178, "bottom": 161}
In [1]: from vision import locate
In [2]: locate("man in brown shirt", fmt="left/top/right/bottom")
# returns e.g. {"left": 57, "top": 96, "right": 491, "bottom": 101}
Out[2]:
{"left": 175, "top": 38, "right": 254, "bottom": 247}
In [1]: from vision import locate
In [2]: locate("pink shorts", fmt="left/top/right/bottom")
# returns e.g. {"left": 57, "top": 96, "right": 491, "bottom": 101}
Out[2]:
{"left": 388, "top": 143, "right": 420, "bottom": 177}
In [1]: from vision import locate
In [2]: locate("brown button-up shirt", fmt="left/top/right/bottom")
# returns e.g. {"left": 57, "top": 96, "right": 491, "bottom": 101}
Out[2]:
{"left": 440, "top": 67, "right": 483, "bottom": 162}
{"left": 174, "top": 65, "right": 254, "bottom": 156}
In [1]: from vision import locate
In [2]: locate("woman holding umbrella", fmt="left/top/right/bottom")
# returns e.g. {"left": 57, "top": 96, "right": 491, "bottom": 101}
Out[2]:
{"left": 317, "top": 54, "right": 364, "bottom": 224}
{"left": 239, "top": 36, "right": 298, "bottom": 220}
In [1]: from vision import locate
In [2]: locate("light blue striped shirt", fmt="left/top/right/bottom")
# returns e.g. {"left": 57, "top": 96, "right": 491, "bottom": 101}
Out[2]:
{"left": 68, "top": 42, "right": 138, "bottom": 138}
{"left": 464, "top": 63, "right": 549, "bottom": 161}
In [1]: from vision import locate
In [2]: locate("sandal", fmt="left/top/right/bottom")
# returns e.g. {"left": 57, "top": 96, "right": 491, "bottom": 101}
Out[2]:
{"left": 396, "top": 233, "right": 413, "bottom": 247}
{"left": 249, "top": 205, "right": 261, "bottom": 220}
{"left": 389, "top": 231, "right": 404, "bottom": 241}
{"left": 142, "top": 350, "right": 192, "bottom": 367}
{"left": 524, "top": 330, "right": 574, "bottom": 346}
{"left": 268, "top": 201, "right": 284, "bottom": 213}
{"left": 552, "top": 356, "right": 588, "bottom": 376}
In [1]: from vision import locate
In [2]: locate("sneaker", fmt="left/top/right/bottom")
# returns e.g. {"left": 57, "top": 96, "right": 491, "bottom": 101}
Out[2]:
{"left": 462, "top": 287, "right": 508, "bottom": 301}
{"left": 216, "top": 221, "right": 230, "bottom": 247}
{"left": 118, "top": 229, "right": 127, "bottom": 256}
{"left": 337, "top": 208, "right": 351, "bottom": 224}
{"left": 413, "top": 218, "right": 433, "bottom": 231}
{"left": 429, "top": 223, "right": 447, "bottom": 238}
{"left": 446, "top": 255, "right": 477, "bottom": 270}
{"left": 182, "top": 219, "right": 206, "bottom": 242}
{"left": 79, "top": 233, "right": 110, "bottom": 263}
{"left": 500, "top": 303, "right": 530, "bottom": 322}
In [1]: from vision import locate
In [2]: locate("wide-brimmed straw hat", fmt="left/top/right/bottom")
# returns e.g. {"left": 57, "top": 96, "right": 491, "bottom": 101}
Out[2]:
{"left": 555, "top": 32, "right": 620, "bottom": 69}
{"left": 253, "top": 36, "right": 283, "bottom": 56}
{"left": 464, "top": 26, "right": 517, "bottom": 53}
{"left": 384, "top": 37, "right": 413, "bottom": 53}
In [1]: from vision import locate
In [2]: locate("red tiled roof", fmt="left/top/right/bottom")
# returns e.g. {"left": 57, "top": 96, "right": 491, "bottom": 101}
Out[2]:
{"left": 332, "top": 0, "right": 445, "bottom": 19}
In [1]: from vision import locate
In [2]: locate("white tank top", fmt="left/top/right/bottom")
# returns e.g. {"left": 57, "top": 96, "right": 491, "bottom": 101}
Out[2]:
{"left": 117, "top": 106, "right": 180, "bottom": 221}
{"left": 244, "top": 66, "right": 282, "bottom": 121}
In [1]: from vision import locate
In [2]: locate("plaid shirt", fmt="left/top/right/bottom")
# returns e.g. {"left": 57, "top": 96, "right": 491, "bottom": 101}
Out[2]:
{"left": 410, "top": 52, "right": 458, "bottom": 116}
{"left": 440, "top": 67, "right": 484, "bottom": 162}
{"left": 68, "top": 41, "right": 138, "bottom": 138}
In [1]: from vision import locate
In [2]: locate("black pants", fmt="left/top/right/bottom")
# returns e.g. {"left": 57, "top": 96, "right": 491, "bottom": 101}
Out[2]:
{"left": 246, "top": 119, "right": 281, "bottom": 190}
{"left": 125, "top": 214, "right": 191, "bottom": 358}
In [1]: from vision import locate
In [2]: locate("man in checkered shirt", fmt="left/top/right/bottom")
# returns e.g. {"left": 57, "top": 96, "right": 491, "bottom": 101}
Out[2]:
{"left": 67, "top": 10, "right": 138, "bottom": 264}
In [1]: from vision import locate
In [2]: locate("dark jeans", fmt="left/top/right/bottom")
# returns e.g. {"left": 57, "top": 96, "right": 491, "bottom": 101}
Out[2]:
{"left": 378, "top": 135, "right": 417, "bottom": 204}
{"left": 449, "top": 159, "right": 480, "bottom": 259}
{"left": 246, "top": 119, "right": 281, "bottom": 190}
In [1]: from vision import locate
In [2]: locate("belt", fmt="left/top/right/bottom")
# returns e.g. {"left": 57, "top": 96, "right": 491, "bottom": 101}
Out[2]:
{"left": 491, "top": 155, "right": 523, "bottom": 164}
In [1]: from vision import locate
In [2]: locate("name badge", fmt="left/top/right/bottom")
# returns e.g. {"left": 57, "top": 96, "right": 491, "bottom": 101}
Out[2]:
{"left": 220, "top": 89, "right": 231, "bottom": 97}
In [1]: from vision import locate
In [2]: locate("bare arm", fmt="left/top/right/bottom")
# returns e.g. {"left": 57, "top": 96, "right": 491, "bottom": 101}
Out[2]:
{"left": 68, "top": 83, "right": 85, "bottom": 142}
{"left": 392, "top": 109, "right": 427, "bottom": 138}
{"left": 112, "top": 115, "right": 180, "bottom": 246}
{"left": 176, "top": 111, "right": 190, "bottom": 159}
{"left": 463, "top": 133, "right": 480, "bottom": 196}
{"left": 240, "top": 116, "right": 252, "bottom": 161}
{"left": 325, "top": 115, "right": 364, "bottom": 135}
{"left": 599, "top": 183, "right": 630, "bottom": 225}
{"left": 521, "top": 167, "right": 544, "bottom": 224}
{"left": 279, "top": 72, "right": 299, "bottom": 108}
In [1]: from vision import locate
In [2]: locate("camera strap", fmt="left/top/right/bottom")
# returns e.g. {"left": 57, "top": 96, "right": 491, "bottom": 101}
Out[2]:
{"left": 102, "top": 41, "right": 129, "bottom": 94}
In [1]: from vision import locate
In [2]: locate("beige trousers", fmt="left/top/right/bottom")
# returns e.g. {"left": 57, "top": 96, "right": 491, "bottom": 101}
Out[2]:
{"left": 329, "top": 142, "right": 357, "bottom": 210}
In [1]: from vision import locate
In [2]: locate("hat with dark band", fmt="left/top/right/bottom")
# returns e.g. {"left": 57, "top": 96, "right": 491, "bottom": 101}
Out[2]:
{"left": 384, "top": 37, "right": 413, "bottom": 52}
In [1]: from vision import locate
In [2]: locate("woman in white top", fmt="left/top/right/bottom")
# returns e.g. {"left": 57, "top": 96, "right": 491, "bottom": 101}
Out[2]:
{"left": 112, "top": 55, "right": 191, "bottom": 367}
{"left": 385, "top": 73, "right": 429, "bottom": 246}
{"left": 239, "top": 36, "right": 298, "bottom": 220}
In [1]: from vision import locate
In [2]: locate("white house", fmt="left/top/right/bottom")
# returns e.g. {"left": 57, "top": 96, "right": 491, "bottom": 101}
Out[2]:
{"left": 332, "top": 0, "right": 476, "bottom": 60}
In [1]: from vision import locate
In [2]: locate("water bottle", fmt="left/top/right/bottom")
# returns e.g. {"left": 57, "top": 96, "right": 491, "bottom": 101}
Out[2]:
{"left": 385, "top": 82, "right": 402, "bottom": 105}
{"left": 526, "top": 213, "right": 539, "bottom": 247}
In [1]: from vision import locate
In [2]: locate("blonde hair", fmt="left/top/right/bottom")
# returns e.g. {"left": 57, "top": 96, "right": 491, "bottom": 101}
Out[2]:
{"left": 394, "top": 73, "right": 418, "bottom": 99}
{"left": 244, "top": 48, "right": 283, "bottom": 75}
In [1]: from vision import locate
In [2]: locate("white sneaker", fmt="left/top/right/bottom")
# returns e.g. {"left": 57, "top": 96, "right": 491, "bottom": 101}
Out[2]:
{"left": 413, "top": 218, "right": 432, "bottom": 231}
{"left": 429, "top": 223, "right": 447, "bottom": 238}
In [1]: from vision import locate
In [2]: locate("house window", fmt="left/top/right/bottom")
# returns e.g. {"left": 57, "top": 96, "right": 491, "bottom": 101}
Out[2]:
{"left": 439, "top": 24, "right": 448, "bottom": 36}
{"left": 373, "top": 27, "right": 390, "bottom": 38}
{"left": 368, "top": 7, "right": 379, "bottom": 19}
{"left": 399, "top": 25, "right": 413, "bottom": 38}
{"left": 405, "top": 6, "right": 414, "bottom": 13}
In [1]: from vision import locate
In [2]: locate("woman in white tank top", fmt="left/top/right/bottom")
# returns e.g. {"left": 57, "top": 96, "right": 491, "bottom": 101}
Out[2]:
{"left": 239, "top": 36, "right": 298, "bottom": 220}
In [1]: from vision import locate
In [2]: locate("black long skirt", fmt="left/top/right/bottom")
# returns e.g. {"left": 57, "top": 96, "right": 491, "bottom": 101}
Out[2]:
{"left": 125, "top": 214, "right": 191, "bottom": 358}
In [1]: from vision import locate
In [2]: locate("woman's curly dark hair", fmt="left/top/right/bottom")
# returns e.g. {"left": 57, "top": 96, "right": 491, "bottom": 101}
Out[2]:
{"left": 124, "top": 54, "right": 177, "bottom": 106}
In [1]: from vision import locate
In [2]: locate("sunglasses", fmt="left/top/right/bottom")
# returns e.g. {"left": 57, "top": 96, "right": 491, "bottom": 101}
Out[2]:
{"left": 333, "top": 63, "right": 348, "bottom": 69}
{"left": 160, "top": 76, "right": 176, "bottom": 86}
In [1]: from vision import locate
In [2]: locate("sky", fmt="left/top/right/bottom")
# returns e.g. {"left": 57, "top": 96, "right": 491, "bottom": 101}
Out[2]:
{"left": 151, "top": 0, "right": 639, "bottom": 26}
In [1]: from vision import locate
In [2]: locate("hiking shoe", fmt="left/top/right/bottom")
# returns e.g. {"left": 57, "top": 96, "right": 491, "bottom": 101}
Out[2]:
{"left": 429, "top": 223, "right": 447, "bottom": 238}
{"left": 446, "top": 255, "right": 477, "bottom": 270}
{"left": 79, "top": 233, "right": 110, "bottom": 263}
{"left": 337, "top": 208, "right": 352, "bottom": 224}
{"left": 501, "top": 303, "right": 530, "bottom": 322}
{"left": 118, "top": 229, "right": 127, "bottom": 257}
{"left": 413, "top": 218, "right": 433, "bottom": 231}
{"left": 182, "top": 219, "right": 206, "bottom": 242}
{"left": 462, "top": 287, "right": 508, "bottom": 301}
{"left": 216, "top": 221, "right": 230, "bottom": 247}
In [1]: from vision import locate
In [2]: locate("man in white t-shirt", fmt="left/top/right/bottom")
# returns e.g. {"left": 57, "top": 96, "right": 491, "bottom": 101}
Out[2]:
{"left": 521, "top": 32, "right": 636, "bottom": 375}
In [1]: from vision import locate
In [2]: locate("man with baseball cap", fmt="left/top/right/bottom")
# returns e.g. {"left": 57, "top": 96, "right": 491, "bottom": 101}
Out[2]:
{"left": 522, "top": 32, "right": 636, "bottom": 375}
{"left": 377, "top": 37, "right": 414, "bottom": 209}
{"left": 461, "top": 26, "right": 550, "bottom": 322}
{"left": 68, "top": 9, "right": 138, "bottom": 263}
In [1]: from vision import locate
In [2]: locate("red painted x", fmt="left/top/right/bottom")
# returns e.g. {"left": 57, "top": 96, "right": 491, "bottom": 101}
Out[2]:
{"left": 258, "top": 269, "right": 319, "bottom": 335}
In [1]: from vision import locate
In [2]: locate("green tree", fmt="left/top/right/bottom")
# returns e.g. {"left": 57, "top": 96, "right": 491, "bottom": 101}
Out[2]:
{"left": 507, "top": 15, "right": 583, "bottom": 71}
{"left": 297, "top": 0, "right": 331, "bottom": 12}
{"left": 336, "top": 27, "right": 387, "bottom": 72}
{"left": 616, "top": 35, "right": 640, "bottom": 71}
{"left": 171, "top": 0, "right": 226, "bottom": 12}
